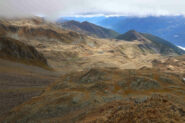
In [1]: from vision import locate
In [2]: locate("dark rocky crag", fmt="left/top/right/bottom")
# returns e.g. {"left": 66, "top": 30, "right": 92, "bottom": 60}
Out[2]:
{"left": 0, "top": 36, "right": 48, "bottom": 68}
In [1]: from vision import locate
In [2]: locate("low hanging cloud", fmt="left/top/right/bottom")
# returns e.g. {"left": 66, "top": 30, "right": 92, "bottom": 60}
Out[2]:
{"left": 0, "top": 0, "right": 185, "bottom": 20}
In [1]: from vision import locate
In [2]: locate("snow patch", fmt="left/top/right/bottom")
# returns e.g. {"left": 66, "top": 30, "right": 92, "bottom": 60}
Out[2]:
{"left": 178, "top": 46, "right": 185, "bottom": 51}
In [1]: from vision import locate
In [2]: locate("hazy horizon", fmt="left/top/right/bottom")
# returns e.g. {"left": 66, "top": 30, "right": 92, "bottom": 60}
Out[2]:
{"left": 1, "top": 0, "right": 185, "bottom": 21}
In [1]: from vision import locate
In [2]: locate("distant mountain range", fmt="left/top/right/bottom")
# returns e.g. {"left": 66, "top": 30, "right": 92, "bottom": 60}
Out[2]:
{"left": 60, "top": 20, "right": 119, "bottom": 38}
{"left": 58, "top": 16, "right": 185, "bottom": 47}
{"left": 59, "top": 18, "right": 185, "bottom": 55}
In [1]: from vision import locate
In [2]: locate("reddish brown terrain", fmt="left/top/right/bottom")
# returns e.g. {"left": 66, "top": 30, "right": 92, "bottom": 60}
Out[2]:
{"left": 0, "top": 68, "right": 185, "bottom": 122}
{"left": 0, "top": 17, "right": 184, "bottom": 123}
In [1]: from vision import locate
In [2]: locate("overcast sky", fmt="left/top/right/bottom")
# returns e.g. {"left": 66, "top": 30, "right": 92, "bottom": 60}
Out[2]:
{"left": 0, "top": 0, "right": 185, "bottom": 20}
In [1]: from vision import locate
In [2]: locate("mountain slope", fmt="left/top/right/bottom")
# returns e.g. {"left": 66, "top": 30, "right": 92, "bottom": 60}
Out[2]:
{"left": 116, "top": 30, "right": 185, "bottom": 55}
{"left": 0, "top": 17, "right": 86, "bottom": 44}
{"left": 60, "top": 16, "right": 185, "bottom": 47}
{"left": 1, "top": 67, "right": 184, "bottom": 122}
{"left": 0, "top": 17, "right": 159, "bottom": 72}
{"left": 152, "top": 55, "right": 185, "bottom": 73}
{"left": 0, "top": 36, "right": 48, "bottom": 68}
{"left": 0, "top": 58, "right": 59, "bottom": 116}
{"left": 0, "top": 17, "right": 182, "bottom": 72}
{"left": 141, "top": 33, "right": 185, "bottom": 55}
{"left": 0, "top": 17, "right": 185, "bottom": 122}
{"left": 60, "top": 20, "right": 119, "bottom": 38}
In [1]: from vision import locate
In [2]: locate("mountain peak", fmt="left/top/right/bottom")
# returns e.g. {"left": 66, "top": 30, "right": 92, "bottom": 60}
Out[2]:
{"left": 61, "top": 20, "right": 120, "bottom": 38}
{"left": 127, "top": 30, "right": 137, "bottom": 33}
{"left": 116, "top": 30, "right": 147, "bottom": 41}
{"left": 65, "top": 20, "right": 81, "bottom": 25}
{"left": 81, "top": 21, "right": 90, "bottom": 24}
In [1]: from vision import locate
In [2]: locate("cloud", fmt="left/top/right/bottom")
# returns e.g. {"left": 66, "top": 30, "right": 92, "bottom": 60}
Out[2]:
{"left": 178, "top": 46, "right": 185, "bottom": 51}
{"left": 0, "top": 0, "right": 185, "bottom": 20}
